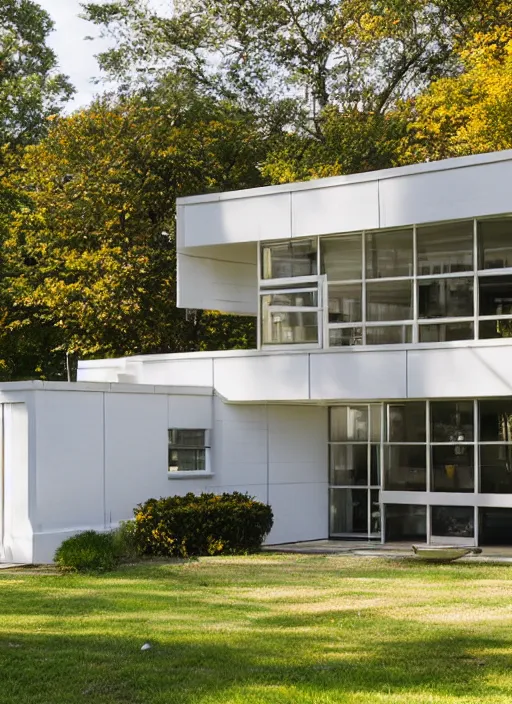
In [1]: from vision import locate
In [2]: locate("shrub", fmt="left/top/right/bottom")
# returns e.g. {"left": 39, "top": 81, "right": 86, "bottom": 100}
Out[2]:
{"left": 133, "top": 492, "right": 274, "bottom": 558}
{"left": 112, "top": 520, "right": 140, "bottom": 561}
{"left": 54, "top": 530, "right": 119, "bottom": 572}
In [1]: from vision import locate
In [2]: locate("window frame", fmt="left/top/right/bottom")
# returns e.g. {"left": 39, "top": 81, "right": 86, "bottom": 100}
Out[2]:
{"left": 167, "top": 428, "right": 212, "bottom": 478}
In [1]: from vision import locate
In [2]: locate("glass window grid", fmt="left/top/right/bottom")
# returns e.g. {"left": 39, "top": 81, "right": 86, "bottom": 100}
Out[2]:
{"left": 328, "top": 400, "right": 512, "bottom": 540}
{"left": 328, "top": 404, "right": 383, "bottom": 537}
{"left": 259, "top": 216, "right": 512, "bottom": 349}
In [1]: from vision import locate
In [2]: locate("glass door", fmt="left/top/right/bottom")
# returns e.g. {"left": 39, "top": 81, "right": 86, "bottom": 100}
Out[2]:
{"left": 329, "top": 405, "right": 382, "bottom": 539}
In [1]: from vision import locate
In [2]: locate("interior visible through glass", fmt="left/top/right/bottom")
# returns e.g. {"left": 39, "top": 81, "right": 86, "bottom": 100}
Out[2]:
{"left": 260, "top": 216, "right": 512, "bottom": 349}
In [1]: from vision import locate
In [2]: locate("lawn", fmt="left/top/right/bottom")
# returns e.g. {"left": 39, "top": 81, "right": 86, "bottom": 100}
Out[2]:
{"left": 1, "top": 555, "right": 512, "bottom": 704}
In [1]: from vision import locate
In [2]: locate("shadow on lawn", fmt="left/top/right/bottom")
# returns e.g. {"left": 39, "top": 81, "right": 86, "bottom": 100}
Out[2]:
{"left": 0, "top": 617, "right": 509, "bottom": 703}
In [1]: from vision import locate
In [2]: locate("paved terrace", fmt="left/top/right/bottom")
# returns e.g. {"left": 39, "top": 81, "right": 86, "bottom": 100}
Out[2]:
{"left": 264, "top": 541, "right": 512, "bottom": 563}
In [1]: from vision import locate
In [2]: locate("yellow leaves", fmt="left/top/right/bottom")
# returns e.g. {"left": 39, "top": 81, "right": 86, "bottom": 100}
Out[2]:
{"left": 398, "top": 36, "right": 512, "bottom": 164}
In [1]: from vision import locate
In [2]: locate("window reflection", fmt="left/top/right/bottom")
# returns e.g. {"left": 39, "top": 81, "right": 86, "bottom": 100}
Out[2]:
{"left": 330, "top": 489, "right": 368, "bottom": 534}
{"left": 479, "top": 320, "right": 512, "bottom": 339}
{"left": 479, "top": 275, "right": 512, "bottom": 316}
{"left": 417, "top": 221, "right": 473, "bottom": 274}
{"left": 330, "top": 406, "right": 368, "bottom": 442}
{"left": 261, "top": 311, "right": 318, "bottom": 344}
{"left": 478, "top": 219, "right": 512, "bottom": 270}
{"left": 479, "top": 400, "right": 512, "bottom": 442}
{"left": 419, "top": 322, "right": 474, "bottom": 342}
{"left": 366, "top": 326, "right": 412, "bottom": 345}
{"left": 384, "top": 445, "right": 427, "bottom": 491}
{"left": 329, "top": 328, "right": 362, "bottom": 346}
{"left": 262, "top": 239, "right": 317, "bottom": 279}
{"left": 418, "top": 277, "right": 473, "bottom": 318}
{"left": 431, "top": 506, "right": 474, "bottom": 538}
{"left": 330, "top": 445, "right": 368, "bottom": 485}
{"left": 328, "top": 284, "right": 362, "bottom": 323}
{"left": 387, "top": 403, "right": 426, "bottom": 442}
{"left": 365, "top": 229, "right": 413, "bottom": 278}
{"left": 431, "top": 401, "right": 474, "bottom": 442}
{"left": 366, "top": 280, "right": 412, "bottom": 321}
{"left": 322, "top": 235, "right": 362, "bottom": 280}
{"left": 480, "top": 446, "right": 512, "bottom": 493}
{"left": 431, "top": 446, "right": 474, "bottom": 492}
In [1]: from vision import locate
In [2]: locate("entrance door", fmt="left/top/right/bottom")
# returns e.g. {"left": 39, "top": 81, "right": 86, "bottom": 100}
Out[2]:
{"left": 329, "top": 405, "right": 382, "bottom": 539}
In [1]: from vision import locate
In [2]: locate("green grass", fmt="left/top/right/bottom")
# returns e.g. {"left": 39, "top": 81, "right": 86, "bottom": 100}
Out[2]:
{"left": 2, "top": 555, "right": 512, "bottom": 703}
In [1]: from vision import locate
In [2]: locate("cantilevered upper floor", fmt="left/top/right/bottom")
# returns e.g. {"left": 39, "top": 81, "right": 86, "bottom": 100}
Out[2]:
{"left": 176, "top": 150, "right": 512, "bottom": 352}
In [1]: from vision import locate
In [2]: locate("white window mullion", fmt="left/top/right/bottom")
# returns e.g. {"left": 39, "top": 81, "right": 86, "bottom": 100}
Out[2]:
{"left": 413, "top": 224, "right": 418, "bottom": 343}
{"left": 474, "top": 398, "right": 479, "bottom": 494}
{"left": 473, "top": 218, "right": 479, "bottom": 340}
{"left": 362, "top": 230, "right": 367, "bottom": 344}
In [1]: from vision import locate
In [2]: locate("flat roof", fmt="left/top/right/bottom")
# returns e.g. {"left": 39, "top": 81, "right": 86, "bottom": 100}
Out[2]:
{"left": 176, "top": 149, "right": 512, "bottom": 206}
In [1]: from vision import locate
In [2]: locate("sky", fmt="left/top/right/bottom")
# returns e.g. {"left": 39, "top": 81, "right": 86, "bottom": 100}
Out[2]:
{"left": 38, "top": 0, "right": 115, "bottom": 111}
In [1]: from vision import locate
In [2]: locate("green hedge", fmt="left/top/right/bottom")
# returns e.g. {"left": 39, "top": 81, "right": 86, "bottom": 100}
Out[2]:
{"left": 133, "top": 492, "right": 274, "bottom": 558}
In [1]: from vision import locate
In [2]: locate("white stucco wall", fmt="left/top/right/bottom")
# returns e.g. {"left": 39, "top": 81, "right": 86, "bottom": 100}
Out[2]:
{"left": 0, "top": 381, "right": 328, "bottom": 563}
{"left": 79, "top": 340, "right": 512, "bottom": 403}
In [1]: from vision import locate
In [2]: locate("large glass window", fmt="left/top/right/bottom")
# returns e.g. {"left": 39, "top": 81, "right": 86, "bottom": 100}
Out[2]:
{"left": 261, "top": 216, "right": 512, "bottom": 349}
{"left": 329, "top": 400, "right": 512, "bottom": 542}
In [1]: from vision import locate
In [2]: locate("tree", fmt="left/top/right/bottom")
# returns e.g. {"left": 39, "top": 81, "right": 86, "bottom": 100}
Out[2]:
{"left": 0, "top": 0, "right": 74, "bottom": 379}
{"left": 398, "top": 27, "right": 512, "bottom": 164}
{"left": 0, "top": 0, "right": 74, "bottom": 147}
{"left": 4, "top": 88, "right": 265, "bottom": 378}
{"left": 82, "top": 0, "right": 512, "bottom": 187}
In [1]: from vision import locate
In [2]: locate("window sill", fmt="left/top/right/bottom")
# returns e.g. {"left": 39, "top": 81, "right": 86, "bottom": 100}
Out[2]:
{"left": 167, "top": 471, "right": 214, "bottom": 480}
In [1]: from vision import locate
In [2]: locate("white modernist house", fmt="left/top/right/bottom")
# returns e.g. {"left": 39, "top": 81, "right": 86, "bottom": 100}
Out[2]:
{"left": 3, "top": 150, "right": 512, "bottom": 563}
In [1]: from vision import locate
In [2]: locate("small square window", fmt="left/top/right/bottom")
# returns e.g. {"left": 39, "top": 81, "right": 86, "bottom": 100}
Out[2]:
{"left": 168, "top": 429, "right": 209, "bottom": 473}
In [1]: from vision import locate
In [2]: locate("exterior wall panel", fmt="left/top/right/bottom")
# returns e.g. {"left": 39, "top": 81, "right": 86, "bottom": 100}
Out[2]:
{"left": 182, "top": 192, "right": 291, "bottom": 247}
{"left": 291, "top": 181, "right": 379, "bottom": 237}
{"left": 310, "top": 350, "right": 407, "bottom": 400}
{"left": 379, "top": 161, "right": 512, "bottom": 229}
{"left": 213, "top": 354, "right": 310, "bottom": 402}
{"left": 407, "top": 346, "right": 512, "bottom": 398}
